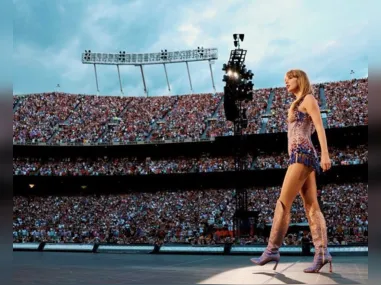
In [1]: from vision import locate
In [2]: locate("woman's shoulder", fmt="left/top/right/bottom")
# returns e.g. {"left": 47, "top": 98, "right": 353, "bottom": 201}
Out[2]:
{"left": 304, "top": 93, "right": 317, "bottom": 101}
{"left": 300, "top": 94, "right": 317, "bottom": 106}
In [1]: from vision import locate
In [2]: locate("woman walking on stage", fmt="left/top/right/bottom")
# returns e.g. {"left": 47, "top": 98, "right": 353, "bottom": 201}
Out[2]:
{"left": 250, "top": 69, "right": 333, "bottom": 273}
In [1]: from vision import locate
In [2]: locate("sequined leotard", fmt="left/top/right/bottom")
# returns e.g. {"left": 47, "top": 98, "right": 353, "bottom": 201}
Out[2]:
{"left": 287, "top": 97, "right": 320, "bottom": 174}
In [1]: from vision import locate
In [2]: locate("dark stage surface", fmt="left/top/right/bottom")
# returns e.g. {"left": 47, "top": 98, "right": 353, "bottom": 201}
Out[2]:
{"left": 13, "top": 252, "right": 368, "bottom": 284}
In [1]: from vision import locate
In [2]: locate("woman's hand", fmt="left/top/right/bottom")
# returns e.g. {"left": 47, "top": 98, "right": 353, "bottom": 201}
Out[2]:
{"left": 321, "top": 153, "right": 332, "bottom": 172}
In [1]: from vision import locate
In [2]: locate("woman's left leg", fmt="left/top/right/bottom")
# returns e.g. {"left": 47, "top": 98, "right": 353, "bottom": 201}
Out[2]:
{"left": 300, "top": 171, "right": 333, "bottom": 273}
{"left": 250, "top": 163, "right": 312, "bottom": 269}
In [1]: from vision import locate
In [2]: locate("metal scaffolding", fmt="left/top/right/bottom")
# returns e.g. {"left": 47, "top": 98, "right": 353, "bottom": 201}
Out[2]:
{"left": 81, "top": 48, "right": 218, "bottom": 96}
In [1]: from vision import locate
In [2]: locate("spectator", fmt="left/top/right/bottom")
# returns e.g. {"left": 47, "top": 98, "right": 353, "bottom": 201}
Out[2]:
{"left": 13, "top": 183, "right": 367, "bottom": 245}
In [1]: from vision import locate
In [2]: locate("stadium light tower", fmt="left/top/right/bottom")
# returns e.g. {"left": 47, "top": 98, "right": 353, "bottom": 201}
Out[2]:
{"left": 223, "top": 34, "right": 254, "bottom": 123}
{"left": 222, "top": 33, "right": 257, "bottom": 238}
{"left": 81, "top": 47, "right": 218, "bottom": 96}
{"left": 161, "top": 50, "right": 171, "bottom": 92}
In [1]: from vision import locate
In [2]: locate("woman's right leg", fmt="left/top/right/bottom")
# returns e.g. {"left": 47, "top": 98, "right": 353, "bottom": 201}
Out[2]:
{"left": 300, "top": 171, "right": 332, "bottom": 273}
{"left": 250, "top": 163, "right": 312, "bottom": 269}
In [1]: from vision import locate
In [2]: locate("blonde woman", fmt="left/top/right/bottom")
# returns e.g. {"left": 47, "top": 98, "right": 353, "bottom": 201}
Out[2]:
{"left": 250, "top": 69, "right": 333, "bottom": 273}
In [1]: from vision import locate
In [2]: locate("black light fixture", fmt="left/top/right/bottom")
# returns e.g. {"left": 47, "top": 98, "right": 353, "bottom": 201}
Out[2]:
{"left": 119, "top": 51, "right": 126, "bottom": 62}
{"left": 233, "top": 34, "right": 244, "bottom": 48}
{"left": 197, "top": 46, "right": 204, "bottom": 57}
{"left": 222, "top": 35, "right": 254, "bottom": 122}
{"left": 161, "top": 49, "right": 168, "bottom": 60}
{"left": 84, "top": 50, "right": 91, "bottom": 61}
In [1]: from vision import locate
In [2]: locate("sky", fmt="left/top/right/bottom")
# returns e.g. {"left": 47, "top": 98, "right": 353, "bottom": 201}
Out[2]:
{"left": 13, "top": 0, "right": 369, "bottom": 97}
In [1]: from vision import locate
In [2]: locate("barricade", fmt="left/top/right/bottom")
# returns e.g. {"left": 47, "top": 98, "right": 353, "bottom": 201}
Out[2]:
{"left": 12, "top": 243, "right": 368, "bottom": 256}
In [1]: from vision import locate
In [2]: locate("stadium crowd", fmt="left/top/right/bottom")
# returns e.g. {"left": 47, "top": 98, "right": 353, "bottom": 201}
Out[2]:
{"left": 13, "top": 144, "right": 366, "bottom": 176}
{"left": 265, "top": 85, "right": 320, "bottom": 133}
{"left": 13, "top": 92, "right": 81, "bottom": 143}
{"left": 253, "top": 144, "right": 367, "bottom": 170}
{"left": 13, "top": 183, "right": 368, "bottom": 245}
{"left": 13, "top": 79, "right": 368, "bottom": 144}
{"left": 207, "top": 88, "right": 270, "bottom": 137}
{"left": 149, "top": 93, "right": 222, "bottom": 140}
{"left": 12, "top": 78, "right": 368, "bottom": 247}
{"left": 325, "top": 78, "right": 368, "bottom": 128}
{"left": 52, "top": 95, "right": 130, "bottom": 144}
{"left": 102, "top": 96, "right": 177, "bottom": 143}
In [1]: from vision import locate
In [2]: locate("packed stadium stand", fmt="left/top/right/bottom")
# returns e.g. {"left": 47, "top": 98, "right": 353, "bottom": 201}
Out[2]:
{"left": 13, "top": 144, "right": 366, "bottom": 176}
{"left": 13, "top": 183, "right": 367, "bottom": 245}
{"left": 13, "top": 79, "right": 368, "bottom": 144}
{"left": 13, "top": 78, "right": 368, "bottom": 247}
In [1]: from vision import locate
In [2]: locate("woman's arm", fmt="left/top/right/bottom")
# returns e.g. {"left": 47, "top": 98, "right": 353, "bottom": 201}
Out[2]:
{"left": 303, "top": 94, "right": 329, "bottom": 155}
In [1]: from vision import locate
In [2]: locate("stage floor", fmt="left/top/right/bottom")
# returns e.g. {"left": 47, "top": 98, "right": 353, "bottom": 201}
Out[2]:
{"left": 13, "top": 252, "right": 368, "bottom": 284}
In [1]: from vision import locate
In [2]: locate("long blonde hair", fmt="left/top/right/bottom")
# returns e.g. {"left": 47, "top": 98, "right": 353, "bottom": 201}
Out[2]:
{"left": 286, "top": 69, "right": 313, "bottom": 122}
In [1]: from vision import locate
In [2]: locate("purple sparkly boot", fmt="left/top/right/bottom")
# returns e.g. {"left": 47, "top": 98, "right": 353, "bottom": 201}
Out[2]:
{"left": 250, "top": 200, "right": 290, "bottom": 270}
{"left": 303, "top": 209, "right": 333, "bottom": 273}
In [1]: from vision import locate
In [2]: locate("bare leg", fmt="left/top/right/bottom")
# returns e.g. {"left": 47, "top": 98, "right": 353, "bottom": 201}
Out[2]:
{"left": 300, "top": 171, "right": 333, "bottom": 273}
{"left": 300, "top": 171, "right": 321, "bottom": 213}
{"left": 278, "top": 163, "right": 313, "bottom": 212}
{"left": 250, "top": 163, "right": 312, "bottom": 269}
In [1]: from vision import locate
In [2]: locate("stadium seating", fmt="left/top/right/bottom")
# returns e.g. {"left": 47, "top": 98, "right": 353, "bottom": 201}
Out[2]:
{"left": 13, "top": 183, "right": 368, "bottom": 245}
{"left": 13, "top": 79, "right": 368, "bottom": 144}
{"left": 13, "top": 145, "right": 367, "bottom": 176}
{"left": 12, "top": 78, "right": 368, "bottom": 246}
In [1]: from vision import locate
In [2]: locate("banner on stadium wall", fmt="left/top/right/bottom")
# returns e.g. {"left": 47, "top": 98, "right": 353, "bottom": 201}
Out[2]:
{"left": 12, "top": 243, "right": 368, "bottom": 254}
{"left": 97, "top": 245, "right": 154, "bottom": 253}
{"left": 160, "top": 245, "right": 224, "bottom": 253}
{"left": 43, "top": 243, "right": 94, "bottom": 252}
{"left": 266, "top": 222, "right": 309, "bottom": 227}
{"left": 13, "top": 243, "right": 40, "bottom": 250}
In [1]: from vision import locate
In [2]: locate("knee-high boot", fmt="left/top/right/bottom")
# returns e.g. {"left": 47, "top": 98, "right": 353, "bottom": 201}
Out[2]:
{"left": 250, "top": 200, "right": 290, "bottom": 270}
{"left": 303, "top": 208, "right": 333, "bottom": 273}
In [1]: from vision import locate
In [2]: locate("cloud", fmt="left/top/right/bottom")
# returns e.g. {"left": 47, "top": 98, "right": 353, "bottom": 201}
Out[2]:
{"left": 177, "top": 24, "right": 201, "bottom": 47}
{"left": 13, "top": 0, "right": 369, "bottom": 96}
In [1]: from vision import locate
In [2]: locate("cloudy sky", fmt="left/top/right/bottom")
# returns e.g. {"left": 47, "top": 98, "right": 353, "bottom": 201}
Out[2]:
{"left": 13, "top": 0, "right": 368, "bottom": 96}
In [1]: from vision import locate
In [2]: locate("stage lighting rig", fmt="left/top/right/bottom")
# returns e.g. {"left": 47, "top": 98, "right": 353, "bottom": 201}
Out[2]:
{"left": 222, "top": 34, "right": 254, "bottom": 123}
{"left": 223, "top": 34, "right": 257, "bottom": 239}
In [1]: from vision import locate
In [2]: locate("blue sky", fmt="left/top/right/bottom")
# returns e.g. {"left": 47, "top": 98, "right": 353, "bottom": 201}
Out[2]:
{"left": 13, "top": 0, "right": 369, "bottom": 96}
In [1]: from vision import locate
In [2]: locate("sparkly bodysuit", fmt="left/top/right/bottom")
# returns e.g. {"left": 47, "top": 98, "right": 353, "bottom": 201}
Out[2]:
{"left": 287, "top": 98, "right": 320, "bottom": 174}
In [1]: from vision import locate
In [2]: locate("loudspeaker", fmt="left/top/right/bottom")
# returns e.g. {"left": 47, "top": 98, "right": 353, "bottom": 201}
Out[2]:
{"left": 224, "top": 86, "right": 238, "bottom": 122}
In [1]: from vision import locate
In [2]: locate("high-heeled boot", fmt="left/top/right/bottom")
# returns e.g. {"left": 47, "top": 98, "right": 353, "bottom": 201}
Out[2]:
{"left": 304, "top": 209, "right": 333, "bottom": 273}
{"left": 250, "top": 200, "right": 290, "bottom": 270}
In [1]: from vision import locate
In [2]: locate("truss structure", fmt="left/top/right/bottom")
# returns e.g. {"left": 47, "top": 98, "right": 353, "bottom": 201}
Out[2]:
{"left": 81, "top": 48, "right": 218, "bottom": 96}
